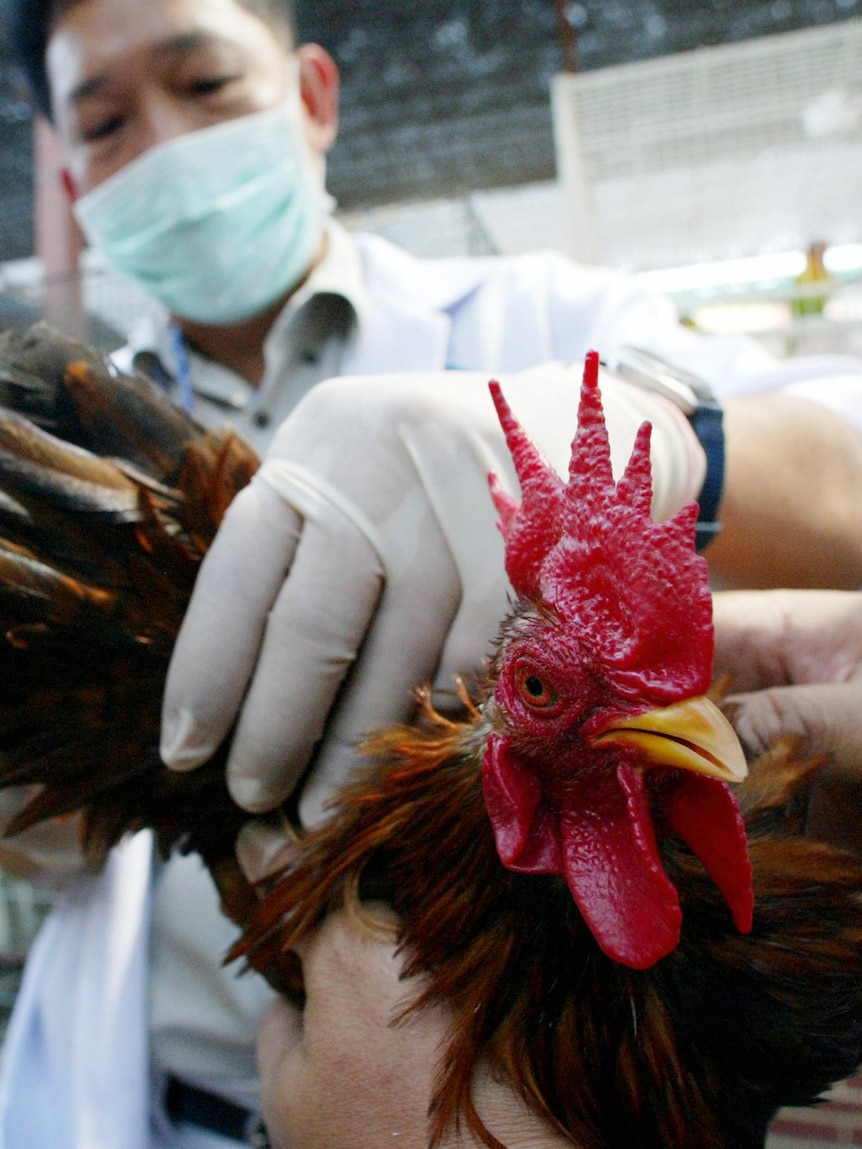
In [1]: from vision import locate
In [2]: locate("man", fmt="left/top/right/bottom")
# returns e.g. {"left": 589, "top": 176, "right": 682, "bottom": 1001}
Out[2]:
{"left": 4, "top": 1, "right": 862, "bottom": 1147}
{"left": 6, "top": 0, "right": 729, "bottom": 448}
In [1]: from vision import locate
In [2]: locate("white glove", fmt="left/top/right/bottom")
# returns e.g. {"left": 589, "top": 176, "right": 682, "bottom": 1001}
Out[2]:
{"left": 161, "top": 365, "right": 705, "bottom": 825}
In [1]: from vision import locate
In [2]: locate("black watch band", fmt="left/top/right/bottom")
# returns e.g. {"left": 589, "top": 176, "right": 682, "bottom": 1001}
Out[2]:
{"left": 603, "top": 346, "right": 725, "bottom": 552}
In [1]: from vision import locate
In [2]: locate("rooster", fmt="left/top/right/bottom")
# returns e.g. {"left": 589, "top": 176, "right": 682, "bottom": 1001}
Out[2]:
{"left": 0, "top": 322, "right": 861, "bottom": 1149}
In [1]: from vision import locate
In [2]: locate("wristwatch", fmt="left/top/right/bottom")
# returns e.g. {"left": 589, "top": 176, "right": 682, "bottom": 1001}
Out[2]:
{"left": 604, "top": 346, "right": 725, "bottom": 553}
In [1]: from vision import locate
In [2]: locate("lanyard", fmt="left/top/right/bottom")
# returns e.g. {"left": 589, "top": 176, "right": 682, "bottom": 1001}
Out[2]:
{"left": 169, "top": 323, "right": 196, "bottom": 413}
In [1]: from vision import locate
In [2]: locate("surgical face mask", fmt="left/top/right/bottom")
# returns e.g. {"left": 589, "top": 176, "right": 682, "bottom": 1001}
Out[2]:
{"left": 73, "top": 96, "right": 332, "bottom": 325}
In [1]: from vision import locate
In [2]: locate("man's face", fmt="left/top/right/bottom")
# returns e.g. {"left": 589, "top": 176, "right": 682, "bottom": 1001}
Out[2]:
{"left": 45, "top": 0, "right": 295, "bottom": 192}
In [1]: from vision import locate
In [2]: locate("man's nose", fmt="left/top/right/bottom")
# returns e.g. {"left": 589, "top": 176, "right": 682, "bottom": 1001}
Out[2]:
{"left": 137, "top": 94, "right": 197, "bottom": 153}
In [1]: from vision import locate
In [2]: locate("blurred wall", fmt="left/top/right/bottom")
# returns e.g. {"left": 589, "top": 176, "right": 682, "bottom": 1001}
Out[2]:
{"left": 1, "top": 0, "right": 860, "bottom": 262}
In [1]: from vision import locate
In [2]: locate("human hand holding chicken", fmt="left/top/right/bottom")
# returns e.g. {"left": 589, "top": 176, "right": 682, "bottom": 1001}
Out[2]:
{"left": 714, "top": 588, "right": 862, "bottom": 850}
{"left": 240, "top": 826, "right": 568, "bottom": 1149}
{"left": 254, "top": 907, "right": 576, "bottom": 1149}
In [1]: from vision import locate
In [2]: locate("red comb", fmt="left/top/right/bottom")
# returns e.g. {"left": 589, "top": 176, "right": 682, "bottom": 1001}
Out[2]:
{"left": 483, "top": 354, "right": 753, "bottom": 970}
{"left": 488, "top": 352, "right": 712, "bottom": 701}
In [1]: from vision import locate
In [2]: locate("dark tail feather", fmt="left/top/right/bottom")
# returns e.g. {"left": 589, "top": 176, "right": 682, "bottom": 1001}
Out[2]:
{"left": 0, "top": 323, "right": 259, "bottom": 882}
{"left": 0, "top": 321, "right": 205, "bottom": 480}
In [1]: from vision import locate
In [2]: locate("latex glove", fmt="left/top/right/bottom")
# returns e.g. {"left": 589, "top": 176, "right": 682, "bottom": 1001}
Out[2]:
{"left": 713, "top": 589, "right": 862, "bottom": 850}
{"left": 235, "top": 820, "right": 297, "bottom": 885}
{"left": 162, "top": 364, "right": 704, "bottom": 824}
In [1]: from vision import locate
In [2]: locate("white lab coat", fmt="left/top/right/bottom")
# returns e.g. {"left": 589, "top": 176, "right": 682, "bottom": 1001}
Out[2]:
{"left": 0, "top": 832, "right": 153, "bottom": 1149}
{"left": 2, "top": 230, "right": 861, "bottom": 1149}
{"left": 292, "top": 230, "right": 778, "bottom": 395}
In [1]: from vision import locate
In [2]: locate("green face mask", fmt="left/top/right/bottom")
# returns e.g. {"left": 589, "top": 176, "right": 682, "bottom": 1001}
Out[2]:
{"left": 73, "top": 101, "right": 330, "bottom": 325}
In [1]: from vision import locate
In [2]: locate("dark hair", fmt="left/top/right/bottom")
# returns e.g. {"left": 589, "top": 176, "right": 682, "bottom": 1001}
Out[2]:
{"left": 1, "top": 0, "right": 296, "bottom": 120}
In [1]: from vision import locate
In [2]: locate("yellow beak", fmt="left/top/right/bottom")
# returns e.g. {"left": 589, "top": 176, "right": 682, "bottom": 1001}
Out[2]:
{"left": 591, "top": 695, "right": 748, "bottom": 784}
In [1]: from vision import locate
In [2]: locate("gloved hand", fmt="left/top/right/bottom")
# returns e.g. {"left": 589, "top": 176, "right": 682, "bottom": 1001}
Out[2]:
{"left": 713, "top": 588, "right": 862, "bottom": 850}
{"left": 161, "top": 364, "right": 705, "bottom": 825}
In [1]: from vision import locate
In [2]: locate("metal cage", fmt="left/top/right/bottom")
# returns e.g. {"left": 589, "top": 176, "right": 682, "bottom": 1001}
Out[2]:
{"left": 552, "top": 20, "right": 862, "bottom": 270}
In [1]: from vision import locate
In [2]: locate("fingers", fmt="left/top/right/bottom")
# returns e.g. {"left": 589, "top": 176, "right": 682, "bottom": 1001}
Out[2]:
{"left": 724, "top": 681, "right": 862, "bottom": 781}
{"left": 225, "top": 510, "right": 385, "bottom": 812}
{"left": 711, "top": 591, "right": 790, "bottom": 691}
{"left": 161, "top": 481, "right": 302, "bottom": 770}
{"left": 712, "top": 589, "right": 862, "bottom": 691}
{"left": 725, "top": 680, "right": 862, "bottom": 853}
{"left": 235, "top": 820, "right": 300, "bottom": 884}
{"left": 163, "top": 463, "right": 392, "bottom": 814}
{"left": 296, "top": 518, "right": 461, "bottom": 827}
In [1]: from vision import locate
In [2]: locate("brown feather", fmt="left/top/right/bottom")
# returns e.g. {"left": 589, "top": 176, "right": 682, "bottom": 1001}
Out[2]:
{"left": 0, "top": 323, "right": 259, "bottom": 876}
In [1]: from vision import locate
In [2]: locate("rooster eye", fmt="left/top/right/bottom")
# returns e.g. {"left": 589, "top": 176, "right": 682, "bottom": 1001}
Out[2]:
{"left": 515, "top": 666, "right": 558, "bottom": 709}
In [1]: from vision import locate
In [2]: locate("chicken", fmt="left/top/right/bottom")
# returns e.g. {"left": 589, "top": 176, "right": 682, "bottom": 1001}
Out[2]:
{"left": 235, "top": 356, "right": 862, "bottom": 1148}
{"left": 0, "top": 323, "right": 861, "bottom": 1149}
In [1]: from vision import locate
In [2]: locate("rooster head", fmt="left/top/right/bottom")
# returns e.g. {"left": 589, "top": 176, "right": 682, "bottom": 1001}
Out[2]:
{"left": 483, "top": 351, "right": 753, "bottom": 969}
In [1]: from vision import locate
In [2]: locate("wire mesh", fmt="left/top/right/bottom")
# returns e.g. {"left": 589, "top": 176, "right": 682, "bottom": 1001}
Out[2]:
{"left": 552, "top": 20, "right": 862, "bottom": 270}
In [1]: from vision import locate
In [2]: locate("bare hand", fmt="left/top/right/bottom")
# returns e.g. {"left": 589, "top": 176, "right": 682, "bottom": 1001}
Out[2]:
{"left": 713, "top": 589, "right": 862, "bottom": 848}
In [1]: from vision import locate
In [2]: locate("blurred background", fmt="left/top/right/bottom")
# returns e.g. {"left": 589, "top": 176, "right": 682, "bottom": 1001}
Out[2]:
{"left": 2, "top": 4, "right": 862, "bottom": 1143}
{"left": 4, "top": 0, "right": 862, "bottom": 355}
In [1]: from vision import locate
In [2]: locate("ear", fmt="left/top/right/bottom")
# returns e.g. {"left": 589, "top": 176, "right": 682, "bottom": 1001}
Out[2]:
{"left": 296, "top": 43, "right": 339, "bottom": 154}
{"left": 60, "top": 167, "right": 79, "bottom": 203}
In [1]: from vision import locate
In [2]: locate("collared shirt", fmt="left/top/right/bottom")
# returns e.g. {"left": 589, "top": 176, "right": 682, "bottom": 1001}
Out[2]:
{"left": 116, "top": 220, "right": 367, "bottom": 455}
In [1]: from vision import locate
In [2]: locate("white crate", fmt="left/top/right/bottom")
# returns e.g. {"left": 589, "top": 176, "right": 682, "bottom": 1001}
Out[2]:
{"left": 552, "top": 20, "right": 862, "bottom": 271}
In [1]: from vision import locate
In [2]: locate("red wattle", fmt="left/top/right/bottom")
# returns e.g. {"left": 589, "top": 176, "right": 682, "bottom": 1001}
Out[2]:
{"left": 665, "top": 773, "right": 754, "bottom": 934}
{"left": 482, "top": 735, "right": 561, "bottom": 872}
{"left": 558, "top": 763, "right": 683, "bottom": 969}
